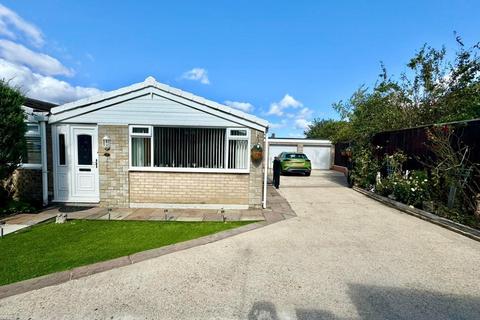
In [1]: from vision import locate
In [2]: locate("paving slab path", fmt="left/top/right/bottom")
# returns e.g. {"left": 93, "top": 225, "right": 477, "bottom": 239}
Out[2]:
{"left": 1, "top": 171, "right": 480, "bottom": 319}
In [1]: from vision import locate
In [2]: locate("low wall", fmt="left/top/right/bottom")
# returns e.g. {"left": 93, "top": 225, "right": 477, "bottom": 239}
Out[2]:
{"left": 129, "top": 171, "right": 250, "bottom": 206}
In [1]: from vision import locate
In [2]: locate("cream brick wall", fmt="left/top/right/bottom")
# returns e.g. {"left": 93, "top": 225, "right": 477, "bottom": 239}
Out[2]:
{"left": 97, "top": 125, "right": 265, "bottom": 208}
{"left": 98, "top": 125, "right": 129, "bottom": 207}
{"left": 6, "top": 168, "right": 43, "bottom": 205}
{"left": 249, "top": 129, "right": 265, "bottom": 208}
{"left": 129, "top": 172, "right": 249, "bottom": 205}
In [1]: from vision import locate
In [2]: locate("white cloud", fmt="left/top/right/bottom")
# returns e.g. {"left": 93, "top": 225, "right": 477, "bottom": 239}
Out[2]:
{"left": 181, "top": 67, "right": 210, "bottom": 84}
{"left": 0, "top": 39, "right": 73, "bottom": 76}
{"left": 269, "top": 119, "right": 288, "bottom": 129}
{"left": 224, "top": 100, "right": 254, "bottom": 112}
{"left": 267, "top": 94, "right": 303, "bottom": 116}
{"left": 294, "top": 118, "right": 311, "bottom": 130}
{"left": 0, "top": 59, "right": 102, "bottom": 104}
{"left": 0, "top": 5, "right": 101, "bottom": 105}
{"left": 0, "top": 4, "right": 44, "bottom": 47}
{"left": 297, "top": 107, "right": 313, "bottom": 119}
{"left": 266, "top": 94, "right": 314, "bottom": 136}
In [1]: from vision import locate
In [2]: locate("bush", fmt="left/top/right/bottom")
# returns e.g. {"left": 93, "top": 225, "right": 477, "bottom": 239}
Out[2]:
{"left": 0, "top": 81, "right": 26, "bottom": 182}
{"left": 351, "top": 145, "right": 380, "bottom": 189}
{"left": 0, "top": 199, "right": 36, "bottom": 216}
{"left": 392, "top": 171, "right": 430, "bottom": 208}
{"left": 375, "top": 177, "right": 394, "bottom": 197}
{"left": 376, "top": 170, "right": 430, "bottom": 208}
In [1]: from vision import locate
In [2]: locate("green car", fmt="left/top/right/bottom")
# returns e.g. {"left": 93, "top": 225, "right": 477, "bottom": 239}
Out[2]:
{"left": 278, "top": 152, "right": 311, "bottom": 176}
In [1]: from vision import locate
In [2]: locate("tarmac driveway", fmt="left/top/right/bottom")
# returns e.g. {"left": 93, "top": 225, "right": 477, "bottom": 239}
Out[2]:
{"left": 1, "top": 171, "right": 480, "bottom": 319}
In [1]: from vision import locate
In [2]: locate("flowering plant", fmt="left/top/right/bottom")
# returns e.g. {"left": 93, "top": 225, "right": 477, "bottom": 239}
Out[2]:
{"left": 390, "top": 170, "right": 430, "bottom": 207}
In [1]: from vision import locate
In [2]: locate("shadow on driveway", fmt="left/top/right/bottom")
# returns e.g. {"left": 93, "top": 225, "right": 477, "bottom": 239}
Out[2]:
{"left": 248, "top": 284, "right": 480, "bottom": 319}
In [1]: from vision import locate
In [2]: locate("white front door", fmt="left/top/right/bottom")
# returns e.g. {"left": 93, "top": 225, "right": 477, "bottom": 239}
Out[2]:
{"left": 71, "top": 126, "right": 99, "bottom": 202}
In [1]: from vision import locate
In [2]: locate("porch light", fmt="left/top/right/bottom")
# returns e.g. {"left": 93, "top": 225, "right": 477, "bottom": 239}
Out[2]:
{"left": 102, "top": 135, "right": 111, "bottom": 151}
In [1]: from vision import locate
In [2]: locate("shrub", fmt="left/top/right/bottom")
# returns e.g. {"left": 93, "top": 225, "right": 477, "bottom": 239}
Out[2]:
{"left": 376, "top": 170, "right": 430, "bottom": 208}
{"left": 391, "top": 171, "right": 430, "bottom": 208}
{"left": 375, "top": 176, "right": 394, "bottom": 197}
{"left": 351, "top": 145, "right": 380, "bottom": 189}
{"left": 0, "top": 199, "right": 36, "bottom": 216}
{"left": 426, "top": 126, "right": 480, "bottom": 223}
{"left": 0, "top": 81, "right": 26, "bottom": 183}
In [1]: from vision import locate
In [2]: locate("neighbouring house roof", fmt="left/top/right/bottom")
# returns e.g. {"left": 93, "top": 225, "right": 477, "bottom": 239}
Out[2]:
{"left": 22, "top": 98, "right": 55, "bottom": 122}
{"left": 24, "top": 98, "right": 58, "bottom": 112}
{"left": 49, "top": 76, "right": 269, "bottom": 131}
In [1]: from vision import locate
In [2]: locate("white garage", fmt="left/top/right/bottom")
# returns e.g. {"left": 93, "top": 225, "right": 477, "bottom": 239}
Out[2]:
{"left": 268, "top": 138, "right": 332, "bottom": 170}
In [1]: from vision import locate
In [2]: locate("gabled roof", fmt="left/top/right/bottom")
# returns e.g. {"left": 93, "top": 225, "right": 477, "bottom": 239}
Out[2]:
{"left": 49, "top": 76, "right": 269, "bottom": 130}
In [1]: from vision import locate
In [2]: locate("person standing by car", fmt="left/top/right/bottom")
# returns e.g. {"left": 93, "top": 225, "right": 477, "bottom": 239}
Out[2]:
{"left": 273, "top": 156, "right": 281, "bottom": 189}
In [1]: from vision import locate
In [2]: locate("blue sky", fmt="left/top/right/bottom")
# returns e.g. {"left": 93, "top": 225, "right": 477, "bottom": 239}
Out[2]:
{"left": 1, "top": 1, "right": 479, "bottom": 137}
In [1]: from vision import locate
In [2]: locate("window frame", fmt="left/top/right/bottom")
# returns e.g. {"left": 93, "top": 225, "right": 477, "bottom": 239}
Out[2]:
{"left": 129, "top": 125, "right": 154, "bottom": 169}
{"left": 225, "top": 128, "right": 250, "bottom": 171}
{"left": 129, "top": 125, "right": 152, "bottom": 137}
{"left": 21, "top": 123, "right": 42, "bottom": 169}
{"left": 128, "top": 125, "right": 251, "bottom": 173}
{"left": 57, "top": 133, "right": 67, "bottom": 166}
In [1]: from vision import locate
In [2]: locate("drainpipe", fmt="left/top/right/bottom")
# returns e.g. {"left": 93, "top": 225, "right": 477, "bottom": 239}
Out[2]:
{"left": 262, "top": 130, "right": 269, "bottom": 209}
{"left": 40, "top": 120, "right": 48, "bottom": 206}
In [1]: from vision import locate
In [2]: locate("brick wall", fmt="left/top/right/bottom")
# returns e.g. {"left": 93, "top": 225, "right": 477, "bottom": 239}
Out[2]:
{"left": 129, "top": 172, "right": 249, "bottom": 205}
{"left": 98, "top": 126, "right": 265, "bottom": 208}
{"left": 249, "top": 129, "right": 265, "bottom": 208}
{"left": 9, "top": 169, "right": 43, "bottom": 205}
{"left": 98, "top": 125, "right": 129, "bottom": 207}
{"left": 3, "top": 124, "right": 52, "bottom": 206}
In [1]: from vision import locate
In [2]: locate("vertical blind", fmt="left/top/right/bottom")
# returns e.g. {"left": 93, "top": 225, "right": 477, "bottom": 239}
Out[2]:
{"left": 24, "top": 124, "right": 41, "bottom": 165}
{"left": 154, "top": 127, "right": 225, "bottom": 168}
{"left": 228, "top": 140, "right": 248, "bottom": 169}
{"left": 130, "top": 126, "right": 249, "bottom": 170}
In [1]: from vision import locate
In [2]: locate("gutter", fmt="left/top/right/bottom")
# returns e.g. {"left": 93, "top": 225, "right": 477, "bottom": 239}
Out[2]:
{"left": 40, "top": 120, "right": 48, "bottom": 206}
{"left": 262, "top": 132, "right": 269, "bottom": 209}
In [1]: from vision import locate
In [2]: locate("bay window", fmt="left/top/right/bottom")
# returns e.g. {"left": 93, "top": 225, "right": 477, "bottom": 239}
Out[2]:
{"left": 129, "top": 126, "right": 250, "bottom": 171}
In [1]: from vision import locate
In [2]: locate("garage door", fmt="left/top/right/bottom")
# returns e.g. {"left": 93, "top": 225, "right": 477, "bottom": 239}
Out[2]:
{"left": 268, "top": 145, "right": 297, "bottom": 168}
{"left": 303, "top": 145, "right": 331, "bottom": 169}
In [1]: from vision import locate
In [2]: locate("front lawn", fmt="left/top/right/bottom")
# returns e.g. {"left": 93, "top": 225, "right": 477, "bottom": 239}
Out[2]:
{"left": 0, "top": 220, "right": 251, "bottom": 286}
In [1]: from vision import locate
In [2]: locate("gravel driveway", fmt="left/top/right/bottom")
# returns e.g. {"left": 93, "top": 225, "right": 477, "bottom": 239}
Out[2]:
{"left": 1, "top": 170, "right": 480, "bottom": 319}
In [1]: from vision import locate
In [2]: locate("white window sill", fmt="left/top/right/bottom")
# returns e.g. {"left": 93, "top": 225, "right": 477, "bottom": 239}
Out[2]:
{"left": 128, "top": 167, "right": 250, "bottom": 174}
{"left": 19, "top": 164, "right": 42, "bottom": 170}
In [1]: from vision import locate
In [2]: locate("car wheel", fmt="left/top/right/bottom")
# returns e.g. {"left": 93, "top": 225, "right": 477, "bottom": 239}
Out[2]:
{"left": 305, "top": 172, "right": 311, "bottom": 176}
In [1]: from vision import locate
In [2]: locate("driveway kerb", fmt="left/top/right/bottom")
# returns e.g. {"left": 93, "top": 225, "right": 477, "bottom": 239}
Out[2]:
{"left": 353, "top": 186, "right": 480, "bottom": 242}
{"left": 0, "top": 186, "right": 293, "bottom": 300}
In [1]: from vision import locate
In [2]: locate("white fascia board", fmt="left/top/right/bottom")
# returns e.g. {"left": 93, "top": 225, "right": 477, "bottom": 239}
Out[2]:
{"left": 269, "top": 138, "right": 332, "bottom": 145}
{"left": 149, "top": 88, "right": 267, "bottom": 132}
{"left": 48, "top": 89, "right": 151, "bottom": 124}
{"left": 50, "top": 81, "right": 147, "bottom": 115}
{"left": 49, "top": 77, "right": 269, "bottom": 130}
{"left": 152, "top": 81, "right": 268, "bottom": 128}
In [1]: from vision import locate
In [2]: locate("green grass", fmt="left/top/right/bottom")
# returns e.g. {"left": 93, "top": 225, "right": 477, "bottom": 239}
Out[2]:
{"left": 0, "top": 219, "right": 252, "bottom": 286}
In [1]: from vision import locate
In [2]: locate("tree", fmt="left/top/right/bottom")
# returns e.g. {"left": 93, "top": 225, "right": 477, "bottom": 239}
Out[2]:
{"left": 304, "top": 119, "right": 352, "bottom": 142}
{"left": 328, "top": 37, "right": 480, "bottom": 147}
{"left": 0, "top": 80, "right": 26, "bottom": 184}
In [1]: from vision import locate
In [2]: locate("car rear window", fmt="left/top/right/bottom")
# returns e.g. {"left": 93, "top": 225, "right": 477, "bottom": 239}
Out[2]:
{"left": 285, "top": 153, "right": 308, "bottom": 159}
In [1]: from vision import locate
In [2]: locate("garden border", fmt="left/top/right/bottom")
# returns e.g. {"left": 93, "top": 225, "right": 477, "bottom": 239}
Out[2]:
{"left": 353, "top": 186, "right": 480, "bottom": 242}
